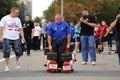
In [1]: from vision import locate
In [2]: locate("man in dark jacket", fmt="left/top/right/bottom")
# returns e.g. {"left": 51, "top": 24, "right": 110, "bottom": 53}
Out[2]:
{"left": 23, "top": 15, "right": 34, "bottom": 56}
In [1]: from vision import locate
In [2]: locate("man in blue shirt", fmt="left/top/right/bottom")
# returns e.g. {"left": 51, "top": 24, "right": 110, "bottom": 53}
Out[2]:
{"left": 47, "top": 13, "right": 71, "bottom": 72}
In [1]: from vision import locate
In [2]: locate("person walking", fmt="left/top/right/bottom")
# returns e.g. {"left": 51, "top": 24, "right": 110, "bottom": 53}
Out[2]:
{"left": 0, "top": 7, "right": 25, "bottom": 72}
{"left": 77, "top": 8, "right": 97, "bottom": 65}
{"left": 23, "top": 15, "right": 34, "bottom": 56}
{"left": 47, "top": 13, "right": 71, "bottom": 72}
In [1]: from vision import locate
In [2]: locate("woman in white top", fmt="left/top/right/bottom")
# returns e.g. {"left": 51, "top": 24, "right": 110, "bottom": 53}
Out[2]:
{"left": 32, "top": 22, "right": 41, "bottom": 50}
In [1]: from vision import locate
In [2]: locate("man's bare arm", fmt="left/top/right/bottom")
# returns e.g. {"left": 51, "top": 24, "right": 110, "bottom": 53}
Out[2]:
{"left": 0, "top": 27, "right": 3, "bottom": 42}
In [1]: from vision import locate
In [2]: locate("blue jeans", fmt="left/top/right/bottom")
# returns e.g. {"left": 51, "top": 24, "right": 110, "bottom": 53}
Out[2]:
{"left": 3, "top": 39, "right": 22, "bottom": 58}
{"left": 81, "top": 36, "right": 96, "bottom": 62}
{"left": 116, "top": 41, "right": 120, "bottom": 65}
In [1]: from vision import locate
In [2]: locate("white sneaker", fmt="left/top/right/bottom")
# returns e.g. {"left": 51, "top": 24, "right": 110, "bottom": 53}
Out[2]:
{"left": 16, "top": 62, "right": 21, "bottom": 69}
{"left": 82, "top": 61, "right": 87, "bottom": 65}
{"left": 5, "top": 66, "right": 10, "bottom": 72}
{"left": 91, "top": 61, "right": 96, "bottom": 65}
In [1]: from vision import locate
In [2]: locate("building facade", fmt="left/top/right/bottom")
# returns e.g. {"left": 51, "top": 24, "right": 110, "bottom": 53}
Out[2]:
{"left": 17, "top": 0, "right": 32, "bottom": 17}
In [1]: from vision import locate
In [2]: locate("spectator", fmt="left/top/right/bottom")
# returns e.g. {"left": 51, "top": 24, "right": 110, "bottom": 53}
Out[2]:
{"left": 31, "top": 21, "right": 41, "bottom": 50}
{"left": 95, "top": 23, "right": 103, "bottom": 54}
{"left": 23, "top": 15, "right": 34, "bottom": 56}
{"left": 74, "top": 24, "right": 81, "bottom": 53}
{"left": 0, "top": 7, "right": 25, "bottom": 72}
{"left": 77, "top": 8, "right": 97, "bottom": 65}
{"left": 108, "top": 14, "right": 120, "bottom": 65}
{"left": 101, "top": 21, "right": 111, "bottom": 54}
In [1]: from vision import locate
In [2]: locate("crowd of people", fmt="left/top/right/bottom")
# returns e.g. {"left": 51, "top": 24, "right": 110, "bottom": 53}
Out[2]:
{"left": 0, "top": 7, "right": 120, "bottom": 72}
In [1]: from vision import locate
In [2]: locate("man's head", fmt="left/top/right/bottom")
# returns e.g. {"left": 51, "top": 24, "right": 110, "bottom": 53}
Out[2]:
{"left": 25, "top": 15, "right": 31, "bottom": 22}
{"left": 55, "top": 13, "right": 62, "bottom": 24}
{"left": 81, "top": 8, "right": 89, "bottom": 16}
{"left": 10, "top": 7, "right": 19, "bottom": 17}
{"left": 69, "top": 21, "right": 74, "bottom": 26}
{"left": 101, "top": 20, "right": 106, "bottom": 26}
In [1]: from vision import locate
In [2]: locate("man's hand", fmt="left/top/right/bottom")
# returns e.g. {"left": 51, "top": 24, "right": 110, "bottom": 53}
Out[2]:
{"left": 48, "top": 45, "right": 53, "bottom": 52}
{"left": 79, "top": 17, "right": 84, "bottom": 22}
{"left": 23, "top": 24, "right": 27, "bottom": 29}
{"left": 66, "top": 43, "right": 70, "bottom": 49}
{"left": 21, "top": 37, "right": 25, "bottom": 43}
{"left": 65, "top": 43, "right": 70, "bottom": 52}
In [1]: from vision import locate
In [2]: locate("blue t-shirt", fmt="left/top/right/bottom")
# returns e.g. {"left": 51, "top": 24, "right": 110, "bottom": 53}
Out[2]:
{"left": 74, "top": 25, "right": 81, "bottom": 37}
{"left": 47, "top": 21, "right": 71, "bottom": 40}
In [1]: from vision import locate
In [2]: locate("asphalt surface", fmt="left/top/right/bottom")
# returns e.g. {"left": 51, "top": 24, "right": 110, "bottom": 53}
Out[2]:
{"left": 0, "top": 45, "right": 120, "bottom": 80}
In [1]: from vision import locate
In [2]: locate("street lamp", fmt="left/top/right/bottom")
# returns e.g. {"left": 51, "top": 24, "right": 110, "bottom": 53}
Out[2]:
{"left": 61, "top": 0, "right": 63, "bottom": 19}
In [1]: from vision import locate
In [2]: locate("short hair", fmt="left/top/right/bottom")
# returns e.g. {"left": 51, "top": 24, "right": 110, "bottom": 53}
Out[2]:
{"left": 55, "top": 13, "right": 62, "bottom": 17}
{"left": 11, "top": 7, "right": 19, "bottom": 12}
{"left": 81, "top": 7, "right": 88, "bottom": 11}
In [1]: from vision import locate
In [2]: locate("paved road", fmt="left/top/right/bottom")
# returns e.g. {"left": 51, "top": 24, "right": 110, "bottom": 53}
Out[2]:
{"left": 0, "top": 48, "right": 120, "bottom": 80}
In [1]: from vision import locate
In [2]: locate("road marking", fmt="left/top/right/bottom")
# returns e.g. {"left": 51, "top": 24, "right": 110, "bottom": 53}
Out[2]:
{"left": 0, "top": 55, "right": 15, "bottom": 63}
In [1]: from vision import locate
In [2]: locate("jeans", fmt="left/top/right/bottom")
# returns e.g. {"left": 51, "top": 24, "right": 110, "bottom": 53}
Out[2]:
{"left": 116, "top": 41, "right": 120, "bottom": 65}
{"left": 81, "top": 36, "right": 96, "bottom": 62}
{"left": 3, "top": 39, "right": 22, "bottom": 58}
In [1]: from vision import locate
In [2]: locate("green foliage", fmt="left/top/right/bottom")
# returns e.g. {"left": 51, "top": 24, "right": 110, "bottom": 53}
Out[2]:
{"left": 97, "top": 0, "right": 120, "bottom": 24}
{"left": 0, "top": 0, "right": 25, "bottom": 23}
{"left": 43, "top": 0, "right": 101, "bottom": 23}
{"left": 34, "top": 16, "right": 41, "bottom": 23}
{"left": 17, "top": 2, "right": 25, "bottom": 23}
{"left": 43, "top": 0, "right": 120, "bottom": 24}
{"left": 0, "top": 0, "right": 17, "bottom": 19}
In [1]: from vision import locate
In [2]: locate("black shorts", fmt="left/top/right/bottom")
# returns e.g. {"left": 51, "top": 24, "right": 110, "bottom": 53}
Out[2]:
{"left": 102, "top": 36, "right": 109, "bottom": 42}
{"left": 75, "top": 37, "right": 80, "bottom": 42}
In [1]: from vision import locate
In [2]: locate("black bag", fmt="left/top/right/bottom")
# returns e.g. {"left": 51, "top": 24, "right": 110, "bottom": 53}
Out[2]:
{"left": 62, "top": 52, "right": 72, "bottom": 61}
{"left": 47, "top": 52, "right": 57, "bottom": 60}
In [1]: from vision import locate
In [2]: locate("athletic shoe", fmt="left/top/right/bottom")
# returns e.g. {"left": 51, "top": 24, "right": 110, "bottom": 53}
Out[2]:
{"left": 16, "top": 62, "right": 21, "bottom": 69}
{"left": 82, "top": 61, "right": 87, "bottom": 65}
{"left": 5, "top": 66, "right": 10, "bottom": 72}
{"left": 91, "top": 61, "right": 96, "bottom": 65}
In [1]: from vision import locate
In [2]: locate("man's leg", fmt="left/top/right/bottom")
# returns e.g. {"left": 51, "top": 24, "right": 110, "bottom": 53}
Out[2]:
{"left": 13, "top": 39, "right": 22, "bottom": 69}
{"left": 26, "top": 38, "right": 31, "bottom": 56}
{"left": 116, "top": 41, "right": 120, "bottom": 65}
{"left": 81, "top": 36, "right": 88, "bottom": 64}
{"left": 3, "top": 39, "right": 11, "bottom": 72}
{"left": 88, "top": 36, "right": 96, "bottom": 64}
{"left": 57, "top": 39, "right": 66, "bottom": 72}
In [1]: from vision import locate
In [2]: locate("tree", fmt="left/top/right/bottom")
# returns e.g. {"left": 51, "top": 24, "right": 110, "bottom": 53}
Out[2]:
{"left": 43, "top": 0, "right": 120, "bottom": 24}
{"left": 97, "top": 0, "right": 120, "bottom": 24}
{"left": 34, "top": 16, "right": 41, "bottom": 23}
{"left": 0, "top": 0, "right": 17, "bottom": 19}
{"left": 43, "top": 0, "right": 102, "bottom": 23}
{"left": 18, "top": 2, "right": 25, "bottom": 23}
{"left": 43, "top": 0, "right": 56, "bottom": 22}
{"left": 0, "top": 0, "right": 25, "bottom": 23}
